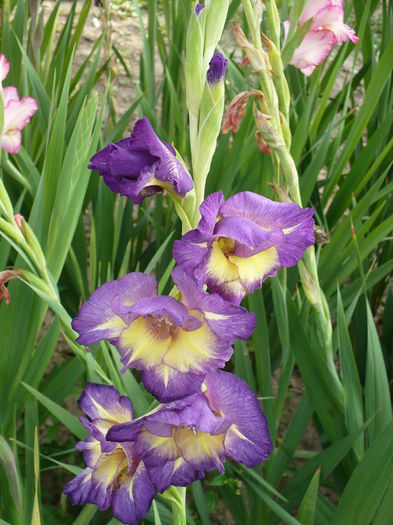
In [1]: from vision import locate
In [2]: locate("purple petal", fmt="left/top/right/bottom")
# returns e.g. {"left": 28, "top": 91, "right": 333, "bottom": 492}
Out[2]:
{"left": 75, "top": 437, "right": 101, "bottom": 469}
{"left": 213, "top": 216, "right": 273, "bottom": 249}
{"left": 79, "top": 383, "right": 134, "bottom": 422}
{"left": 204, "top": 371, "right": 273, "bottom": 467}
{"left": 89, "top": 117, "right": 193, "bottom": 204}
{"left": 221, "top": 192, "right": 314, "bottom": 230}
{"left": 207, "top": 53, "right": 228, "bottom": 84}
{"left": 112, "top": 462, "right": 156, "bottom": 525}
{"left": 141, "top": 367, "right": 204, "bottom": 402}
{"left": 127, "top": 118, "right": 193, "bottom": 197}
{"left": 127, "top": 295, "right": 201, "bottom": 330}
{"left": 172, "top": 267, "right": 256, "bottom": 343}
{"left": 89, "top": 448, "right": 128, "bottom": 510}
{"left": 198, "top": 191, "right": 225, "bottom": 235}
{"left": 89, "top": 137, "right": 153, "bottom": 177}
{"left": 64, "top": 468, "right": 93, "bottom": 506}
{"left": 72, "top": 272, "right": 157, "bottom": 346}
{"left": 195, "top": 3, "right": 205, "bottom": 16}
{"left": 147, "top": 458, "right": 204, "bottom": 492}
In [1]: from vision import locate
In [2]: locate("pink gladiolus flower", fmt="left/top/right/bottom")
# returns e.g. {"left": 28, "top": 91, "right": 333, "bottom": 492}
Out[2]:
{"left": 284, "top": 0, "right": 359, "bottom": 76}
{"left": 0, "top": 54, "right": 38, "bottom": 154}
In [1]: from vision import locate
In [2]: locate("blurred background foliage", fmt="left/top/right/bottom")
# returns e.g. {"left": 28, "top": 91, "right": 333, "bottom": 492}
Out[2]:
{"left": 0, "top": 0, "right": 392, "bottom": 524}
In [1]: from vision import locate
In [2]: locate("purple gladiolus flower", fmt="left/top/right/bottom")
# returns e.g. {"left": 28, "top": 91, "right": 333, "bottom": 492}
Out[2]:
{"left": 108, "top": 371, "right": 273, "bottom": 492}
{"left": 173, "top": 191, "right": 315, "bottom": 304}
{"left": 88, "top": 117, "right": 193, "bottom": 204}
{"left": 64, "top": 384, "right": 155, "bottom": 525}
{"left": 207, "top": 52, "right": 228, "bottom": 85}
{"left": 72, "top": 268, "right": 256, "bottom": 402}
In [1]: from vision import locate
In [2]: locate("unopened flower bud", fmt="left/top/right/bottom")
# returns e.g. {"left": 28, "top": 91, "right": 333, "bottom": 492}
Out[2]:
{"left": 205, "top": 52, "right": 228, "bottom": 102}
{"left": 195, "top": 53, "right": 228, "bottom": 185}
{"left": 231, "top": 23, "right": 267, "bottom": 73}
{"left": 261, "top": 33, "right": 283, "bottom": 78}
{"left": 253, "top": 105, "right": 285, "bottom": 149}
{"left": 204, "top": 0, "right": 229, "bottom": 64}
{"left": 185, "top": 3, "right": 207, "bottom": 117}
{"left": 14, "top": 213, "right": 24, "bottom": 229}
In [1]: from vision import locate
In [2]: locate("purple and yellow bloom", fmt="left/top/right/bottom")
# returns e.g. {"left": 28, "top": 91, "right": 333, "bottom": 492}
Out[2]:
{"left": 174, "top": 191, "right": 315, "bottom": 304}
{"left": 108, "top": 371, "right": 273, "bottom": 492}
{"left": 64, "top": 383, "right": 155, "bottom": 525}
{"left": 88, "top": 117, "right": 193, "bottom": 204}
{"left": 72, "top": 268, "right": 256, "bottom": 402}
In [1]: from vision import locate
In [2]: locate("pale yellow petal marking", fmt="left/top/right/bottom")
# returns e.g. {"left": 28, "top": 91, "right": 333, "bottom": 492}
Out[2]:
{"left": 120, "top": 317, "right": 171, "bottom": 368}
{"left": 89, "top": 397, "right": 131, "bottom": 425}
{"left": 164, "top": 310, "right": 215, "bottom": 372}
{"left": 203, "top": 312, "right": 228, "bottom": 321}
{"left": 175, "top": 427, "right": 225, "bottom": 466}
{"left": 91, "top": 316, "right": 128, "bottom": 337}
{"left": 139, "top": 429, "right": 179, "bottom": 460}
{"left": 229, "top": 246, "right": 279, "bottom": 286}
{"left": 93, "top": 449, "right": 127, "bottom": 489}
{"left": 206, "top": 241, "right": 239, "bottom": 282}
{"left": 228, "top": 424, "right": 252, "bottom": 443}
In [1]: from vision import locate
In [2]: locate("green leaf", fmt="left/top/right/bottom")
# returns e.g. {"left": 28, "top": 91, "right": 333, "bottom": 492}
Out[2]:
{"left": 296, "top": 467, "right": 320, "bottom": 525}
{"left": 72, "top": 505, "right": 98, "bottom": 525}
{"left": 364, "top": 301, "right": 392, "bottom": 444}
{"left": 336, "top": 289, "right": 364, "bottom": 459}
{"left": 332, "top": 420, "right": 393, "bottom": 524}
{"left": 21, "top": 383, "right": 87, "bottom": 440}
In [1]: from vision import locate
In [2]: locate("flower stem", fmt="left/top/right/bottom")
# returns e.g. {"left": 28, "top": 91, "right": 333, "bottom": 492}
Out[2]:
{"left": 162, "top": 486, "right": 187, "bottom": 525}
{"left": 242, "top": 0, "right": 335, "bottom": 370}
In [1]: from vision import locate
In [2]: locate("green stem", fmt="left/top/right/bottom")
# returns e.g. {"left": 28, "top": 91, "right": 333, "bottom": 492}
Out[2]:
{"left": 162, "top": 486, "right": 187, "bottom": 525}
{"left": 172, "top": 486, "right": 187, "bottom": 525}
{"left": 243, "top": 0, "right": 335, "bottom": 368}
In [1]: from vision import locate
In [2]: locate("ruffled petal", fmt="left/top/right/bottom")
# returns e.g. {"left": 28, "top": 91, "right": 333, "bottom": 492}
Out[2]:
{"left": 172, "top": 267, "right": 256, "bottom": 342}
{"left": 64, "top": 468, "right": 93, "bottom": 506}
{"left": 2, "top": 86, "right": 19, "bottom": 106}
{"left": 204, "top": 371, "right": 273, "bottom": 467}
{"left": 3, "top": 96, "right": 38, "bottom": 132}
{"left": 290, "top": 29, "right": 336, "bottom": 76}
{"left": 80, "top": 383, "right": 134, "bottom": 422}
{"left": 72, "top": 272, "right": 157, "bottom": 346}
{"left": 112, "top": 462, "right": 156, "bottom": 525}
{"left": 0, "top": 54, "right": 9, "bottom": 82}
{"left": 300, "top": 0, "right": 332, "bottom": 24}
{"left": 221, "top": 192, "right": 313, "bottom": 230}
{"left": 312, "top": 5, "right": 359, "bottom": 43}
{"left": 1, "top": 130, "right": 22, "bottom": 154}
{"left": 141, "top": 366, "right": 204, "bottom": 402}
{"left": 88, "top": 448, "right": 128, "bottom": 510}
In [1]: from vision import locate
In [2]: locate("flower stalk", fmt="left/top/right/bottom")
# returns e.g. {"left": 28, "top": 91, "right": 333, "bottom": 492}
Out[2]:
{"left": 241, "top": 0, "right": 334, "bottom": 366}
